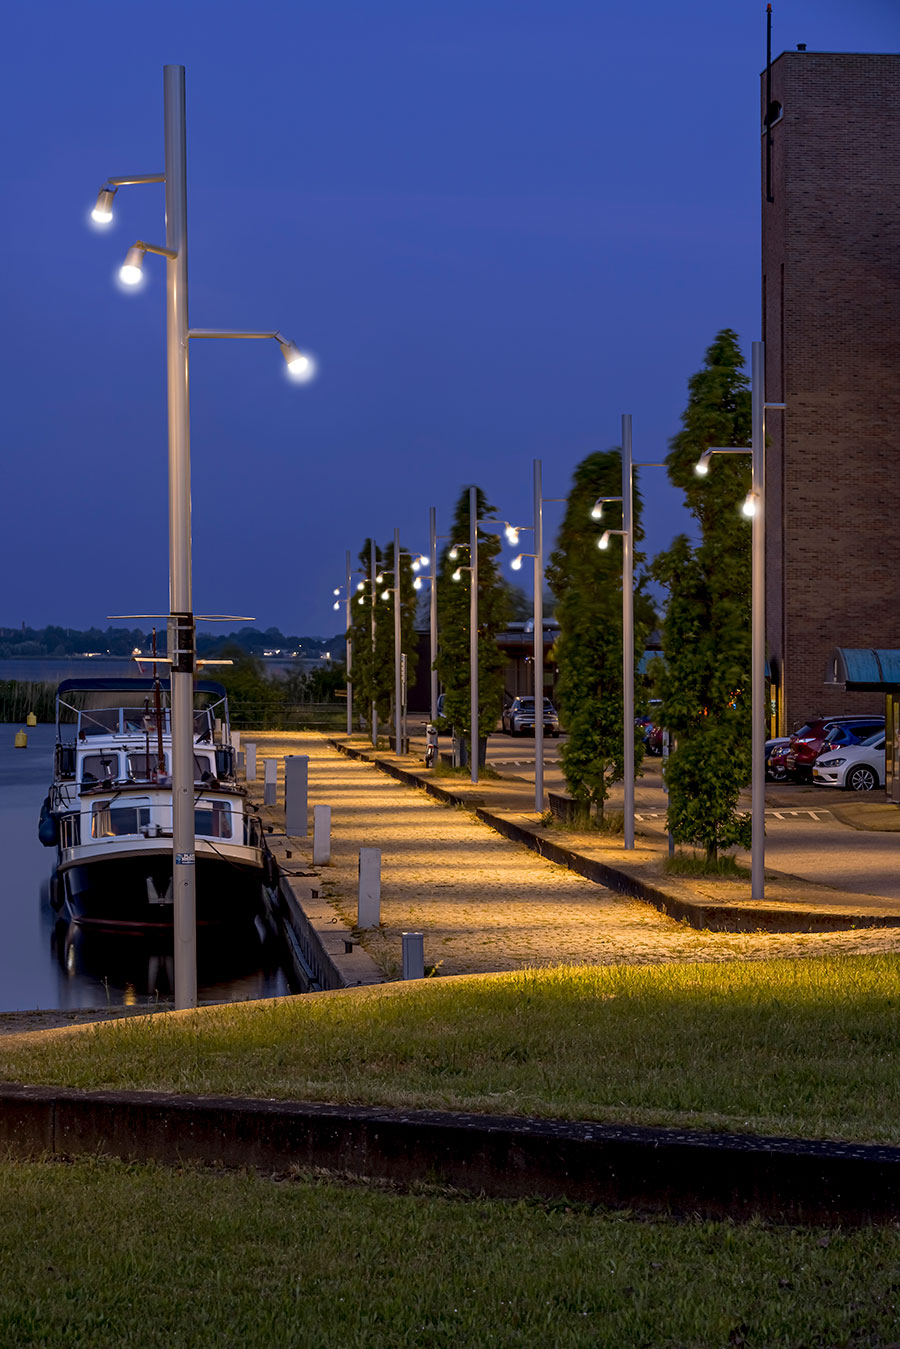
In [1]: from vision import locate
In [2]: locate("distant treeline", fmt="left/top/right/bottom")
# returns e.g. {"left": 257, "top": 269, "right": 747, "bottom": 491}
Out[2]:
{"left": 0, "top": 625, "right": 342, "bottom": 660}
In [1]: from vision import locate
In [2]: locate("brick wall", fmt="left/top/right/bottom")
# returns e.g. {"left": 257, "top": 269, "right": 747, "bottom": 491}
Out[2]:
{"left": 761, "top": 52, "right": 900, "bottom": 730}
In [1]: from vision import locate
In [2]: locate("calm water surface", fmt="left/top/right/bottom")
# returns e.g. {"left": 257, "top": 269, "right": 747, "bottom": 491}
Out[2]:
{"left": 0, "top": 724, "right": 295, "bottom": 1012}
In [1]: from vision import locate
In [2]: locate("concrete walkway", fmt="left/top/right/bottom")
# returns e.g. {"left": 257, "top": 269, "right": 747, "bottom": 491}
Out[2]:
{"left": 244, "top": 732, "right": 900, "bottom": 980}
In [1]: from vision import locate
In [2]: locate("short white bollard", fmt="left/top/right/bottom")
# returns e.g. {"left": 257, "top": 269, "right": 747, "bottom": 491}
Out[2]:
{"left": 402, "top": 931, "right": 425, "bottom": 980}
{"left": 285, "top": 755, "right": 310, "bottom": 837}
{"left": 246, "top": 742, "right": 257, "bottom": 781}
{"left": 231, "top": 729, "right": 241, "bottom": 752}
{"left": 313, "top": 804, "right": 331, "bottom": 865}
{"left": 357, "top": 848, "right": 381, "bottom": 928}
{"left": 264, "top": 758, "right": 277, "bottom": 806}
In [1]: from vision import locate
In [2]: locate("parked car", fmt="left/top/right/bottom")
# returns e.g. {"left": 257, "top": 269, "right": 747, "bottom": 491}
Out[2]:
{"left": 768, "top": 715, "right": 885, "bottom": 782}
{"left": 813, "top": 731, "right": 886, "bottom": 791}
{"left": 501, "top": 697, "right": 560, "bottom": 737}
{"left": 636, "top": 716, "right": 663, "bottom": 755}
{"left": 765, "top": 736, "right": 792, "bottom": 780}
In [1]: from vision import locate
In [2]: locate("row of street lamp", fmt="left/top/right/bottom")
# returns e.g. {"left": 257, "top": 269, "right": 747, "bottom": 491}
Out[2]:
{"left": 335, "top": 347, "right": 782, "bottom": 905}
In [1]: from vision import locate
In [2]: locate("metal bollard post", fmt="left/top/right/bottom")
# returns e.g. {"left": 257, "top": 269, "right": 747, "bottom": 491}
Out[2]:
{"left": 231, "top": 729, "right": 241, "bottom": 752}
{"left": 264, "top": 759, "right": 277, "bottom": 806}
{"left": 236, "top": 750, "right": 245, "bottom": 773}
{"left": 313, "top": 804, "right": 331, "bottom": 865}
{"left": 246, "top": 742, "right": 257, "bottom": 781}
{"left": 357, "top": 848, "right": 381, "bottom": 928}
{"left": 284, "top": 755, "right": 309, "bottom": 837}
{"left": 402, "top": 931, "right": 425, "bottom": 980}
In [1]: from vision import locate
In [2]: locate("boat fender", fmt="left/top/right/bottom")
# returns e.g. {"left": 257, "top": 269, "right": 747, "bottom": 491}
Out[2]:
{"left": 38, "top": 797, "right": 59, "bottom": 847}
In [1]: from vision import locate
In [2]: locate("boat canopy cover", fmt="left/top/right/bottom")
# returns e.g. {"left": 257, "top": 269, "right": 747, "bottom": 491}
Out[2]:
{"left": 56, "top": 677, "right": 227, "bottom": 698}
{"left": 825, "top": 648, "right": 900, "bottom": 692}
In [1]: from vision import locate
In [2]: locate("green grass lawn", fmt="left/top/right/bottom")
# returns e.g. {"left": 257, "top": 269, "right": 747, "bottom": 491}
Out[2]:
{"left": 4, "top": 954, "right": 900, "bottom": 1144}
{"left": 1, "top": 1156, "right": 899, "bottom": 1348}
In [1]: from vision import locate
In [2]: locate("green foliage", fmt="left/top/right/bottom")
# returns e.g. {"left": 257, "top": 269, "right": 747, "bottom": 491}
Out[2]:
{"left": 435, "top": 487, "right": 512, "bottom": 755}
{"left": 213, "top": 647, "right": 282, "bottom": 725}
{"left": 345, "top": 537, "right": 418, "bottom": 739}
{"left": 545, "top": 450, "right": 648, "bottom": 814}
{"left": 0, "top": 681, "right": 57, "bottom": 722}
{"left": 654, "top": 329, "right": 752, "bottom": 859}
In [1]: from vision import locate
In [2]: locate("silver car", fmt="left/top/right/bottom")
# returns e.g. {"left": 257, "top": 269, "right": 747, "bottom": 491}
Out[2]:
{"left": 501, "top": 697, "right": 560, "bottom": 737}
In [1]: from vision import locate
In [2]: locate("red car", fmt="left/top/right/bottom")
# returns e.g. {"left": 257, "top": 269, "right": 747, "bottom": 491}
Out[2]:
{"left": 769, "top": 716, "right": 885, "bottom": 782}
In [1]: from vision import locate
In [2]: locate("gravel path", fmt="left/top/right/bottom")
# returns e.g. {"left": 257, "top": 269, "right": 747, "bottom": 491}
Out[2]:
{"left": 246, "top": 733, "right": 900, "bottom": 977}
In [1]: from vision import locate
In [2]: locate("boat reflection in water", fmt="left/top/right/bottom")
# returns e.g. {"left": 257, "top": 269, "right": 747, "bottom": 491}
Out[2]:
{"left": 49, "top": 905, "right": 296, "bottom": 1005}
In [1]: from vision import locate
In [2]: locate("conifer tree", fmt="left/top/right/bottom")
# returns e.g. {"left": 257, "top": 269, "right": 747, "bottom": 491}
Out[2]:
{"left": 653, "top": 329, "right": 753, "bottom": 860}
{"left": 435, "top": 487, "right": 511, "bottom": 762}
{"left": 546, "top": 449, "right": 649, "bottom": 818}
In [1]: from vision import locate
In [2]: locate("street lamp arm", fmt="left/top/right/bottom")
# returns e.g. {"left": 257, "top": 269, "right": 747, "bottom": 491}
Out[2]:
{"left": 134, "top": 240, "right": 178, "bottom": 260}
{"left": 188, "top": 328, "right": 281, "bottom": 340}
{"left": 105, "top": 174, "right": 166, "bottom": 187}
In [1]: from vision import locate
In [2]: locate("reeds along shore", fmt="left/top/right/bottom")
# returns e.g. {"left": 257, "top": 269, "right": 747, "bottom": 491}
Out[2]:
{"left": 0, "top": 681, "right": 56, "bottom": 724}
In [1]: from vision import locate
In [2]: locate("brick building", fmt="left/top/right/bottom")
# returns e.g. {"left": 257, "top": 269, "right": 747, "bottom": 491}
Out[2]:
{"left": 761, "top": 50, "right": 900, "bottom": 733}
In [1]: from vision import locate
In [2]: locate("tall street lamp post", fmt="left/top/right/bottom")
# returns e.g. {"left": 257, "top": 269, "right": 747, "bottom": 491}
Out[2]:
{"left": 90, "top": 65, "right": 311, "bottom": 1009}
{"left": 331, "top": 549, "right": 353, "bottom": 735}
{"left": 451, "top": 491, "right": 522, "bottom": 785}
{"left": 594, "top": 416, "right": 667, "bottom": 850}
{"left": 694, "top": 340, "right": 784, "bottom": 901}
{"left": 411, "top": 536, "right": 436, "bottom": 722}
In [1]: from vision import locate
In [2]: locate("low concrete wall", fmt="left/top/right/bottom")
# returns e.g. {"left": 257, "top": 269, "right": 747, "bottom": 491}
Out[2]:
{"left": 263, "top": 833, "right": 384, "bottom": 992}
{"left": 2, "top": 1081, "right": 899, "bottom": 1224}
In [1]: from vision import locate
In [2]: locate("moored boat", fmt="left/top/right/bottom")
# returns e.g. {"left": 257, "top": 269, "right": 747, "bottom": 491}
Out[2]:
{"left": 40, "top": 677, "right": 265, "bottom": 931}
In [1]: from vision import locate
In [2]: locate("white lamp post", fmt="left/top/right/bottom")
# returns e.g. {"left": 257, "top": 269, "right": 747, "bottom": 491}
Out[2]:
{"left": 331, "top": 552, "right": 354, "bottom": 735}
{"left": 694, "top": 340, "right": 784, "bottom": 900}
{"left": 90, "top": 65, "right": 312, "bottom": 1009}
{"left": 591, "top": 417, "right": 668, "bottom": 850}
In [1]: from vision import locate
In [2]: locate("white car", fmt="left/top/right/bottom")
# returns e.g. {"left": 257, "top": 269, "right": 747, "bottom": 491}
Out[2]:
{"left": 813, "top": 732, "right": 885, "bottom": 791}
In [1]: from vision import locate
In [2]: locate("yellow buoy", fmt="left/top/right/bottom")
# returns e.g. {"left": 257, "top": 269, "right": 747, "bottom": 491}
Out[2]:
{"left": 14, "top": 730, "right": 27, "bottom": 749}
{"left": 26, "top": 712, "right": 37, "bottom": 727}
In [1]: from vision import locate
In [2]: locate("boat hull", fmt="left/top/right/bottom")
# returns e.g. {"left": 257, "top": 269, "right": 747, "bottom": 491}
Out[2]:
{"left": 58, "top": 852, "right": 265, "bottom": 932}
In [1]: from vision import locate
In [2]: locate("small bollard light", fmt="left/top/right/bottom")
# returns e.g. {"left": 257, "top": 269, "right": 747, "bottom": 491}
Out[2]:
{"left": 313, "top": 804, "right": 331, "bottom": 865}
{"left": 357, "top": 848, "right": 381, "bottom": 928}
{"left": 402, "top": 931, "right": 425, "bottom": 980}
{"left": 284, "top": 755, "right": 309, "bottom": 837}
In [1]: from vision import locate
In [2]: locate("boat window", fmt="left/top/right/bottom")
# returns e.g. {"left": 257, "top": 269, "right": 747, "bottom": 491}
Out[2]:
{"left": 81, "top": 752, "right": 120, "bottom": 784}
{"left": 194, "top": 801, "right": 232, "bottom": 840}
{"left": 91, "top": 799, "right": 151, "bottom": 838}
{"left": 122, "top": 707, "right": 167, "bottom": 735}
{"left": 128, "top": 752, "right": 167, "bottom": 780}
{"left": 194, "top": 754, "right": 214, "bottom": 782}
{"left": 78, "top": 709, "right": 121, "bottom": 737}
{"left": 194, "top": 711, "right": 214, "bottom": 742}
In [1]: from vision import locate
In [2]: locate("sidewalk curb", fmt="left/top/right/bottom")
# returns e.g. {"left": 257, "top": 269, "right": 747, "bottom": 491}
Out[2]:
{"left": 2, "top": 1080, "right": 898, "bottom": 1224}
{"left": 330, "top": 740, "right": 900, "bottom": 934}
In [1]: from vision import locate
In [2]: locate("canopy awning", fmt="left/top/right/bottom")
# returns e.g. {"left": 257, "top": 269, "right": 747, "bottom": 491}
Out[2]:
{"left": 825, "top": 648, "right": 900, "bottom": 692}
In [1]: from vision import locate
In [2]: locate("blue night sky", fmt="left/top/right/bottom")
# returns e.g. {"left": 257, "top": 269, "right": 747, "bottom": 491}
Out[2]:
{"left": 3, "top": 0, "right": 898, "bottom": 637}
